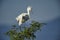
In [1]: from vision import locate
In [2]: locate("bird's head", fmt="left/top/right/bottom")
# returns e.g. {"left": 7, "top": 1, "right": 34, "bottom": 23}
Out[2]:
{"left": 27, "top": 6, "right": 32, "bottom": 12}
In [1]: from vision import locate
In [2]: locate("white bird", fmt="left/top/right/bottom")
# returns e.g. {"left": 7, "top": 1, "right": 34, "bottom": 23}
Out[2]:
{"left": 16, "top": 6, "right": 32, "bottom": 26}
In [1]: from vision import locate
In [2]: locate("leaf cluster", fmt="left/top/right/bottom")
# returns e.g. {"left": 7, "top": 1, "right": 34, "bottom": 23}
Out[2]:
{"left": 5, "top": 21, "right": 45, "bottom": 40}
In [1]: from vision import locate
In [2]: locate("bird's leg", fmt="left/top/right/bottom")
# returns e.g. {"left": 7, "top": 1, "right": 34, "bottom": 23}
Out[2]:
{"left": 19, "top": 26, "right": 22, "bottom": 31}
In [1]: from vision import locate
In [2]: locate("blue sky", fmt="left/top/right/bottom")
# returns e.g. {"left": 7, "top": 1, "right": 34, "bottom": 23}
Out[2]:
{"left": 0, "top": 0, "right": 60, "bottom": 40}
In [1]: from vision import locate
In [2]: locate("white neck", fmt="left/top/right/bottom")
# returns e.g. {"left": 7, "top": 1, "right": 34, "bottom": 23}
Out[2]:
{"left": 27, "top": 10, "right": 30, "bottom": 18}
{"left": 27, "top": 10, "right": 30, "bottom": 15}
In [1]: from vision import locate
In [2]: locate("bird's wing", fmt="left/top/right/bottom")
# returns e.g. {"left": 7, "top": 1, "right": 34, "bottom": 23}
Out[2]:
{"left": 18, "top": 16, "right": 22, "bottom": 25}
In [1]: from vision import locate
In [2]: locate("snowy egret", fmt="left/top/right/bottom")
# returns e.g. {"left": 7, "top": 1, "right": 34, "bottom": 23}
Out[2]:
{"left": 16, "top": 6, "right": 32, "bottom": 26}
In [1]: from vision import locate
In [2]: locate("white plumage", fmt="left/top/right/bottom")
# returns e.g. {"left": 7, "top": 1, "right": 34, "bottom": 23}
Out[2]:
{"left": 16, "top": 6, "right": 32, "bottom": 26}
